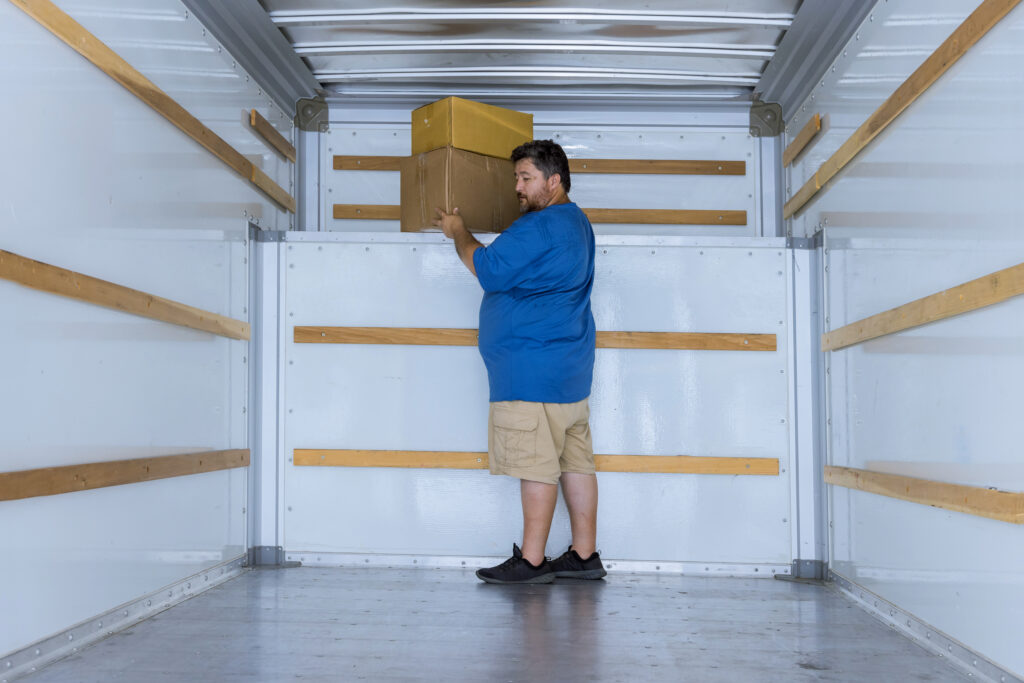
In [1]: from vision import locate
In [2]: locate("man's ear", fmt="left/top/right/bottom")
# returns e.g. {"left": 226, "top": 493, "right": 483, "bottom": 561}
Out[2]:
{"left": 547, "top": 173, "right": 562, "bottom": 191}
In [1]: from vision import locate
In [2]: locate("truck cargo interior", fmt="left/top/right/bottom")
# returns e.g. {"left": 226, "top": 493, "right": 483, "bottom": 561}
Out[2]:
{"left": 2, "top": 0, "right": 1022, "bottom": 681}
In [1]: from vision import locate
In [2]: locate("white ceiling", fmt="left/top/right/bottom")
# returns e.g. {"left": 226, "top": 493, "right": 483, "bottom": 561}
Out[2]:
{"left": 258, "top": 1, "right": 803, "bottom": 102}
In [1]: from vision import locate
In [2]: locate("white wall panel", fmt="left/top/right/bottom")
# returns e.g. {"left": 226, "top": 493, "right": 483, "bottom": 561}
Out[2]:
{"left": 0, "top": 0, "right": 267, "bottom": 659}
{"left": 786, "top": 0, "right": 1024, "bottom": 676}
{"left": 785, "top": 0, "right": 987, "bottom": 239}
{"left": 324, "top": 111, "right": 761, "bottom": 237}
{"left": 281, "top": 235, "right": 792, "bottom": 565}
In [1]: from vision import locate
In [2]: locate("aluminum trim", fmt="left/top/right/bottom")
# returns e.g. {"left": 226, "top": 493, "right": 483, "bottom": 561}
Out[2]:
{"left": 755, "top": 0, "right": 876, "bottom": 119}
{"left": 281, "top": 231, "right": 788, "bottom": 249}
{"left": 286, "top": 551, "right": 791, "bottom": 577}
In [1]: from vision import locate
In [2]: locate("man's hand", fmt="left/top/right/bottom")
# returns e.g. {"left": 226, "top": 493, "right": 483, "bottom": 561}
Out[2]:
{"left": 432, "top": 207, "right": 481, "bottom": 277}
{"left": 432, "top": 207, "right": 464, "bottom": 239}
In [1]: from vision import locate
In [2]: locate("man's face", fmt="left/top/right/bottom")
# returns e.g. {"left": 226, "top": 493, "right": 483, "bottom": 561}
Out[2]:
{"left": 514, "top": 159, "right": 558, "bottom": 214}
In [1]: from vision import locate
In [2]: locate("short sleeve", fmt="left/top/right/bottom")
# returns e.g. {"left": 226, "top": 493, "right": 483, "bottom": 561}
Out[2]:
{"left": 473, "top": 222, "right": 544, "bottom": 293}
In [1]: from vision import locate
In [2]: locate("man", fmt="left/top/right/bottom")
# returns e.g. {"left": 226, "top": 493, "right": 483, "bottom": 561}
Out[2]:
{"left": 432, "top": 139, "right": 606, "bottom": 584}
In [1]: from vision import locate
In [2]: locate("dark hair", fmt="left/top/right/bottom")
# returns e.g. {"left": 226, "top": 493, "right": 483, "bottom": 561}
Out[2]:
{"left": 510, "top": 139, "right": 571, "bottom": 193}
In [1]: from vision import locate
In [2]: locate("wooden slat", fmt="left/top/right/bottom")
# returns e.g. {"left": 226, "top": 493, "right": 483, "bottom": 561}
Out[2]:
{"left": 332, "top": 156, "right": 746, "bottom": 175}
{"left": 333, "top": 204, "right": 402, "bottom": 220}
{"left": 10, "top": 0, "right": 295, "bottom": 213}
{"left": 825, "top": 465, "right": 1024, "bottom": 524}
{"left": 822, "top": 261, "right": 1024, "bottom": 351}
{"left": 334, "top": 155, "right": 402, "bottom": 171}
{"left": 252, "top": 166, "right": 297, "bottom": 213}
{"left": 0, "top": 449, "right": 250, "bottom": 502}
{"left": 249, "top": 109, "right": 296, "bottom": 163}
{"left": 295, "top": 326, "right": 776, "bottom": 352}
{"left": 597, "top": 331, "right": 775, "bottom": 352}
{"left": 569, "top": 159, "right": 746, "bottom": 175}
{"left": 0, "top": 249, "right": 250, "bottom": 340}
{"left": 594, "top": 454, "right": 777, "bottom": 475}
{"left": 782, "top": 113, "right": 821, "bottom": 168}
{"left": 782, "top": 173, "right": 821, "bottom": 218}
{"left": 297, "top": 326, "right": 478, "bottom": 346}
{"left": 584, "top": 209, "right": 747, "bottom": 225}
{"left": 295, "top": 450, "right": 778, "bottom": 475}
{"left": 783, "top": 0, "right": 1021, "bottom": 218}
{"left": 331, "top": 205, "right": 746, "bottom": 226}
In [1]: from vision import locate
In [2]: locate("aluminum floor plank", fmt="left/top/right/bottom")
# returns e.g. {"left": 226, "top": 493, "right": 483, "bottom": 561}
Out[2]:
{"left": 22, "top": 567, "right": 968, "bottom": 682}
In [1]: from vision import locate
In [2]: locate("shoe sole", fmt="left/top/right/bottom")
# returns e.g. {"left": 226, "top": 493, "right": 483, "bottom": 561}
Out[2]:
{"left": 475, "top": 571, "right": 555, "bottom": 584}
{"left": 553, "top": 569, "right": 607, "bottom": 580}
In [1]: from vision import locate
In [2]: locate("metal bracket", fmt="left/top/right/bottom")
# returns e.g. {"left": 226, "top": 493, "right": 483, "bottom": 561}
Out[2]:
{"left": 793, "top": 559, "right": 826, "bottom": 580}
{"left": 254, "top": 229, "right": 286, "bottom": 243}
{"left": 749, "top": 100, "right": 784, "bottom": 137}
{"left": 247, "top": 545, "right": 298, "bottom": 566}
{"left": 295, "top": 96, "right": 328, "bottom": 132}
{"left": 787, "top": 233, "right": 824, "bottom": 250}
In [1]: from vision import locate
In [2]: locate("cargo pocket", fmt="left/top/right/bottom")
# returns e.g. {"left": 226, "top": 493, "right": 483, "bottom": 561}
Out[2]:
{"left": 492, "top": 405, "right": 539, "bottom": 471}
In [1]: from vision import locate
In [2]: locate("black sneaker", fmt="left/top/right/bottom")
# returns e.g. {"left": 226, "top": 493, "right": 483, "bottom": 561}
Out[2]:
{"left": 549, "top": 546, "right": 607, "bottom": 579}
{"left": 476, "top": 544, "right": 555, "bottom": 584}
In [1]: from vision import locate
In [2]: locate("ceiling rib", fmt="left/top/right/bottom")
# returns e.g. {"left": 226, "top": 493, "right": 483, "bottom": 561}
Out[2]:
{"left": 268, "top": 8, "right": 795, "bottom": 28}
{"left": 314, "top": 66, "right": 762, "bottom": 85}
{"left": 293, "top": 40, "right": 777, "bottom": 60}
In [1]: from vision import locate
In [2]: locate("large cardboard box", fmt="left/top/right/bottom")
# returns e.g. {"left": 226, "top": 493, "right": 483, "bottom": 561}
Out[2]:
{"left": 400, "top": 146, "right": 520, "bottom": 233}
{"left": 411, "top": 97, "right": 533, "bottom": 159}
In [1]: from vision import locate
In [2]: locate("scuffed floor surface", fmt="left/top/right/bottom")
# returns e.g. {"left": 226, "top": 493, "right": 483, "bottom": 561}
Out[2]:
{"left": 24, "top": 566, "right": 967, "bottom": 682}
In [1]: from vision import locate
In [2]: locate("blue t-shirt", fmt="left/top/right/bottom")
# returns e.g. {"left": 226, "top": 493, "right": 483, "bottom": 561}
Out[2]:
{"left": 472, "top": 202, "right": 596, "bottom": 403}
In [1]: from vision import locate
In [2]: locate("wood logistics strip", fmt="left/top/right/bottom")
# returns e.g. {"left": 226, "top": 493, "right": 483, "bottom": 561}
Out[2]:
{"left": 294, "top": 327, "right": 777, "bottom": 352}
{"left": 250, "top": 109, "right": 296, "bottom": 163}
{"left": 782, "top": 113, "right": 820, "bottom": 168}
{"left": 0, "top": 249, "right": 250, "bottom": 340}
{"left": 822, "top": 261, "right": 1024, "bottom": 351}
{"left": 295, "top": 450, "right": 779, "bottom": 476}
{"left": 825, "top": 465, "right": 1024, "bottom": 524}
{"left": 0, "top": 450, "right": 250, "bottom": 501}
{"left": 332, "top": 205, "right": 746, "bottom": 226}
{"left": 783, "top": 0, "right": 1022, "bottom": 218}
{"left": 333, "top": 156, "right": 745, "bottom": 175}
{"left": 10, "top": 0, "right": 296, "bottom": 213}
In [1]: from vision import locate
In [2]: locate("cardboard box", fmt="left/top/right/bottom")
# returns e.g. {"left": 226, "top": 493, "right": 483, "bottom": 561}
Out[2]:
{"left": 400, "top": 146, "right": 520, "bottom": 233}
{"left": 411, "top": 97, "right": 533, "bottom": 159}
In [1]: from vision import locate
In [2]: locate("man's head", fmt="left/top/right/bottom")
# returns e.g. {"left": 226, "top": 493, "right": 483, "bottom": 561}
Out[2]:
{"left": 510, "top": 140, "right": 571, "bottom": 213}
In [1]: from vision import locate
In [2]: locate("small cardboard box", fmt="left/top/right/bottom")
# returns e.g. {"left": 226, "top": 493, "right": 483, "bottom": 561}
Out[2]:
{"left": 411, "top": 97, "right": 533, "bottom": 159}
{"left": 400, "top": 146, "right": 520, "bottom": 233}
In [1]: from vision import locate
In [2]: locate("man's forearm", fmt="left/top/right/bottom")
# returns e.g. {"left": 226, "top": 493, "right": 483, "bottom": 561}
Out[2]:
{"left": 453, "top": 226, "right": 482, "bottom": 276}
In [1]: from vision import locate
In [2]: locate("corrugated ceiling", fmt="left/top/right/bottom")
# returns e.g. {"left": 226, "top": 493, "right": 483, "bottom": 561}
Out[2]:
{"left": 259, "top": 0, "right": 804, "bottom": 102}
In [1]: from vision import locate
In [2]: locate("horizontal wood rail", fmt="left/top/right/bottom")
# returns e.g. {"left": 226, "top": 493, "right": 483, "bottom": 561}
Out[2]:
{"left": 334, "top": 155, "right": 401, "bottom": 171}
{"left": 332, "top": 205, "right": 746, "bottom": 226}
{"left": 569, "top": 159, "right": 745, "bottom": 175}
{"left": 333, "top": 204, "right": 402, "bottom": 220}
{"left": 822, "top": 261, "right": 1024, "bottom": 351}
{"left": 825, "top": 465, "right": 1024, "bottom": 524}
{"left": 585, "top": 209, "right": 746, "bottom": 225}
{"left": 294, "top": 327, "right": 777, "bottom": 352}
{"left": 249, "top": 109, "right": 296, "bottom": 163}
{"left": 295, "top": 450, "right": 779, "bottom": 475}
{"left": 782, "top": 113, "right": 820, "bottom": 168}
{"left": 783, "top": 0, "right": 1020, "bottom": 218}
{"left": 333, "top": 155, "right": 745, "bottom": 176}
{"left": 0, "top": 449, "right": 250, "bottom": 502}
{"left": 11, "top": 0, "right": 295, "bottom": 213}
{"left": 0, "top": 249, "right": 250, "bottom": 340}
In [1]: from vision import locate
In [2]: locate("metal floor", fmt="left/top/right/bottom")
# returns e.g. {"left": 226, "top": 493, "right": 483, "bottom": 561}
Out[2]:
{"left": 24, "top": 566, "right": 967, "bottom": 682}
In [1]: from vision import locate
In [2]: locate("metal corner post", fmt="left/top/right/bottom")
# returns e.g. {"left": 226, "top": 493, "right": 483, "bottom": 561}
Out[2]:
{"left": 248, "top": 234, "right": 284, "bottom": 561}
{"left": 788, "top": 242, "right": 828, "bottom": 579}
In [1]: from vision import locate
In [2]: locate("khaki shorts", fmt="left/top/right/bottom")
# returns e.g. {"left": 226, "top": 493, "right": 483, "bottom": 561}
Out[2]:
{"left": 487, "top": 398, "right": 594, "bottom": 485}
